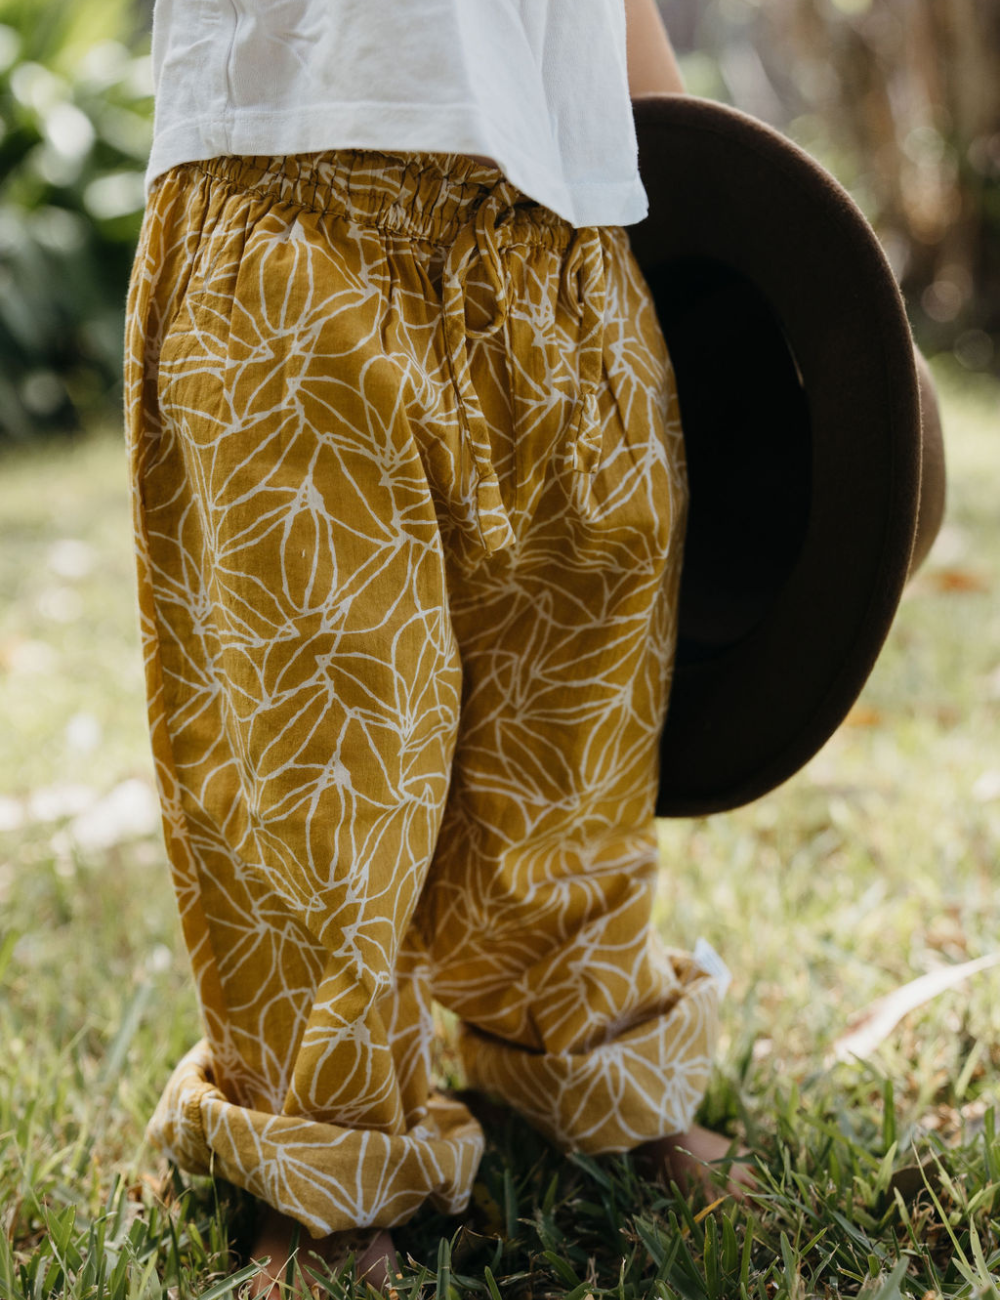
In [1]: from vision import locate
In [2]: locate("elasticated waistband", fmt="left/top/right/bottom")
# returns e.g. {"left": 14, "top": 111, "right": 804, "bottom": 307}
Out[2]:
{"left": 187, "top": 148, "right": 574, "bottom": 250}
{"left": 159, "top": 145, "right": 608, "bottom": 561}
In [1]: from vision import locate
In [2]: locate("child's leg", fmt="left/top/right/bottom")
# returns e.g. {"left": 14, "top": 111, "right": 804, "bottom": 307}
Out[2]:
{"left": 123, "top": 146, "right": 723, "bottom": 1251}
{"left": 122, "top": 153, "right": 496, "bottom": 1238}
{"left": 415, "top": 218, "right": 723, "bottom": 1155}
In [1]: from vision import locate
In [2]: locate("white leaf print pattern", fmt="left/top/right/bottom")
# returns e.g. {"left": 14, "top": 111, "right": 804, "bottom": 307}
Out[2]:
{"left": 123, "top": 146, "right": 721, "bottom": 1236}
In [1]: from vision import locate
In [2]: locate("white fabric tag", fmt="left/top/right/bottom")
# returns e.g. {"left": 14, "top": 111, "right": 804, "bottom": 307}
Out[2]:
{"left": 693, "top": 936, "right": 732, "bottom": 1001}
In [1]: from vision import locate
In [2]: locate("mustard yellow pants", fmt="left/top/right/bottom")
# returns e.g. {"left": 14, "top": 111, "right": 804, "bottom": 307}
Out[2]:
{"left": 123, "top": 148, "right": 721, "bottom": 1238}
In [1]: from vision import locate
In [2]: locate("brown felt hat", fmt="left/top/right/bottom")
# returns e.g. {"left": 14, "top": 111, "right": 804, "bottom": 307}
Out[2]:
{"left": 626, "top": 95, "right": 946, "bottom": 818}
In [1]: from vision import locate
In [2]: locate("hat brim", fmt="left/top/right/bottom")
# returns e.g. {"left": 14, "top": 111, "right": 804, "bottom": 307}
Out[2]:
{"left": 628, "top": 96, "right": 924, "bottom": 817}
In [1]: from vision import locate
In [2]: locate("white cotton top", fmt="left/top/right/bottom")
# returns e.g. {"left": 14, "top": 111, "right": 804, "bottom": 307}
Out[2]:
{"left": 145, "top": 0, "right": 650, "bottom": 229}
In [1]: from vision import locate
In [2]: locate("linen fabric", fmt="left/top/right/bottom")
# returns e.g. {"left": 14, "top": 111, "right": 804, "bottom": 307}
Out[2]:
{"left": 124, "top": 146, "right": 721, "bottom": 1237}
{"left": 144, "top": 0, "right": 649, "bottom": 229}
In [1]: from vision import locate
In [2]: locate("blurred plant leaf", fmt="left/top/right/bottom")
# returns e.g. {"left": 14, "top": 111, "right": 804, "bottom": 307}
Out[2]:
{"left": 0, "top": 0, "right": 151, "bottom": 441}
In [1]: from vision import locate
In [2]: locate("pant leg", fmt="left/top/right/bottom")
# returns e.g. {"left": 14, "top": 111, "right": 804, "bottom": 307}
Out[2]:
{"left": 123, "top": 157, "right": 485, "bottom": 1236}
{"left": 415, "top": 221, "right": 723, "bottom": 1153}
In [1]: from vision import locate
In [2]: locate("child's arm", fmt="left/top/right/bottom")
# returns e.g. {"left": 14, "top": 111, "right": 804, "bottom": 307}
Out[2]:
{"left": 624, "top": 0, "right": 686, "bottom": 96}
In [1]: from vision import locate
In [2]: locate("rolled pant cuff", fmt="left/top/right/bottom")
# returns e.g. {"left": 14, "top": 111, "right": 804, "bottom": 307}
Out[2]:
{"left": 457, "top": 971, "right": 722, "bottom": 1155}
{"left": 145, "top": 1039, "right": 485, "bottom": 1236}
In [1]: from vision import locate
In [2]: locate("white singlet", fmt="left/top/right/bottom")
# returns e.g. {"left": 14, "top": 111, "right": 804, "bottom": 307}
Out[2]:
{"left": 144, "top": 0, "right": 650, "bottom": 229}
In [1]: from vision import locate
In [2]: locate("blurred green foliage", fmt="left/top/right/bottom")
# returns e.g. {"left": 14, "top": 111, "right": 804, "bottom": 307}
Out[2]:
{"left": 0, "top": 0, "right": 151, "bottom": 442}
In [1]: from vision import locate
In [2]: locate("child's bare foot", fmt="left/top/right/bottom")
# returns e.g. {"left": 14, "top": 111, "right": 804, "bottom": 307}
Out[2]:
{"left": 245, "top": 1205, "right": 400, "bottom": 1298}
{"left": 635, "top": 1121, "right": 757, "bottom": 1204}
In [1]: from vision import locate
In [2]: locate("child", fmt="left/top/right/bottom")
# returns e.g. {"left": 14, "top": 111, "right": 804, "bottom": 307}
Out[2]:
{"left": 123, "top": 0, "right": 753, "bottom": 1292}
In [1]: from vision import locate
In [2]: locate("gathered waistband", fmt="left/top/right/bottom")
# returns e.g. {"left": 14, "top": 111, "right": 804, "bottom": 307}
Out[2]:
{"left": 162, "top": 147, "right": 611, "bottom": 560}
{"left": 186, "top": 148, "right": 578, "bottom": 251}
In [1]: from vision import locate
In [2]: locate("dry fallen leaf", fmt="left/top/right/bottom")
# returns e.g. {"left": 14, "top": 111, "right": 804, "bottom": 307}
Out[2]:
{"left": 844, "top": 704, "right": 884, "bottom": 727}
{"left": 924, "top": 567, "right": 990, "bottom": 593}
{"left": 827, "top": 952, "right": 1000, "bottom": 1065}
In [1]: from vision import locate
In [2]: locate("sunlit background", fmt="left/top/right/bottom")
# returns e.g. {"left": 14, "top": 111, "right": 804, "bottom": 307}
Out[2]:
{"left": 662, "top": 0, "right": 999, "bottom": 369}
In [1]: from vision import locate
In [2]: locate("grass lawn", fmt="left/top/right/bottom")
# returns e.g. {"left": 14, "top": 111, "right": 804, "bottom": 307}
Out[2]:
{"left": 1, "top": 357, "right": 998, "bottom": 1298}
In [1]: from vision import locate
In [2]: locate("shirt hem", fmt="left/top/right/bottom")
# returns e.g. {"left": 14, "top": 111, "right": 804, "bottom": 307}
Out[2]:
{"left": 144, "top": 103, "right": 649, "bottom": 229}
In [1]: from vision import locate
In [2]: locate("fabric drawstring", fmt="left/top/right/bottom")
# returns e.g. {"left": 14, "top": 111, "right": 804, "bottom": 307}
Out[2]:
{"left": 442, "top": 177, "right": 520, "bottom": 557}
{"left": 442, "top": 181, "right": 608, "bottom": 556}
{"left": 560, "top": 225, "right": 608, "bottom": 518}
